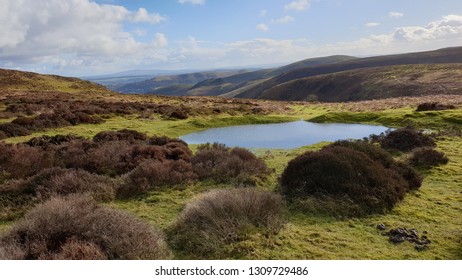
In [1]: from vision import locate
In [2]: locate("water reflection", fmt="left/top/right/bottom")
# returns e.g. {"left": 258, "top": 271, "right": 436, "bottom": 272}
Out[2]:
{"left": 180, "top": 120, "right": 389, "bottom": 149}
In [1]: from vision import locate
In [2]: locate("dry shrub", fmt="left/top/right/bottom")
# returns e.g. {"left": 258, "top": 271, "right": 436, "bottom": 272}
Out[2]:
{"left": 0, "top": 143, "right": 53, "bottom": 179}
{"left": 0, "top": 195, "right": 171, "bottom": 260}
{"left": 416, "top": 102, "right": 455, "bottom": 111}
{"left": 379, "top": 127, "right": 435, "bottom": 152}
{"left": 0, "top": 123, "right": 31, "bottom": 137}
{"left": 119, "top": 159, "right": 196, "bottom": 198}
{"left": 54, "top": 132, "right": 193, "bottom": 177}
{"left": 2, "top": 167, "right": 116, "bottom": 202}
{"left": 0, "top": 130, "right": 7, "bottom": 140}
{"left": 192, "top": 143, "right": 271, "bottom": 186}
{"left": 41, "top": 238, "right": 107, "bottom": 260}
{"left": 279, "top": 146, "right": 410, "bottom": 216}
{"left": 328, "top": 140, "right": 422, "bottom": 191}
{"left": 409, "top": 147, "right": 449, "bottom": 168}
{"left": 26, "top": 134, "right": 85, "bottom": 147}
{"left": 93, "top": 129, "right": 147, "bottom": 143}
{"left": 168, "top": 188, "right": 286, "bottom": 259}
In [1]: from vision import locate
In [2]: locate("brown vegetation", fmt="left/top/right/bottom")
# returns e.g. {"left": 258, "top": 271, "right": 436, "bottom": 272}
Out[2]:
{"left": 191, "top": 143, "right": 271, "bottom": 186}
{"left": 408, "top": 147, "right": 449, "bottom": 168}
{"left": 0, "top": 195, "right": 171, "bottom": 260}
{"left": 279, "top": 142, "right": 419, "bottom": 216}
{"left": 168, "top": 188, "right": 286, "bottom": 259}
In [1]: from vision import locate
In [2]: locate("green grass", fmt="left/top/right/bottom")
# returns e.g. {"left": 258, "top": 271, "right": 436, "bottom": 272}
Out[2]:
{"left": 308, "top": 108, "right": 462, "bottom": 130}
{"left": 4, "top": 114, "right": 296, "bottom": 144}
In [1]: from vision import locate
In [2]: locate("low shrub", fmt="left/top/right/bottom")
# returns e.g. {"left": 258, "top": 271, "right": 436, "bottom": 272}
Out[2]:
{"left": 119, "top": 159, "right": 196, "bottom": 198}
{"left": 416, "top": 102, "right": 455, "bottom": 111}
{"left": 0, "top": 143, "right": 53, "bottom": 179}
{"left": 93, "top": 129, "right": 147, "bottom": 143}
{"left": 279, "top": 146, "right": 410, "bottom": 216}
{"left": 328, "top": 140, "right": 422, "bottom": 191}
{"left": 54, "top": 133, "right": 193, "bottom": 177}
{"left": 0, "top": 123, "right": 31, "bottom": 137}
{"left": 1, "top": 167, "right": 116, "bottom": 202}
{"left": 191, "top": 143, "right": 271, "bottom": 186}
{"left": 0, "top": 195, "right": 171, "bottom": 260}
{"left": 168, "top": 188, "right": 286, "bottom": 259}
{"left": 27, "top": 134, "right": 85, "bottom": 147}
{"left": 409, "top": 147, "right": 449, "bottom": 168}
{"left": 379, "top": 127, "right": 435, "bottom": 152}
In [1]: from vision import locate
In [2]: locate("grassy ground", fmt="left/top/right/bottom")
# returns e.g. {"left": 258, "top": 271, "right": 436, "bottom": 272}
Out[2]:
{"left": 1, "top": 95, "right": 461, "bottom": 259}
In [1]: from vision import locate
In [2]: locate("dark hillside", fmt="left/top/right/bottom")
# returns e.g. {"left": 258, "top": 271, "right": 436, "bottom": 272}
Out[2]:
{"left": 188, "top": 55, "right": 357, "bottom": 97}
{"left": 259, "top": 64, "right": 462, "bottom": 102}
{"left": 237, "top": 46, "right": 462, "bottom": 99}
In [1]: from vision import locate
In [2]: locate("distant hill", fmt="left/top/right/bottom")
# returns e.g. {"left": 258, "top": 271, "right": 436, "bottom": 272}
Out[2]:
{"left": 236, "top": 47, "right": 462, "bottom": 100}
{"left": 258, "top": 64, "right": 462, "bottom": 102}
{"left": 0, "top": 68, "right": 111, "bottom": 95}
{"left": 83, "top": 69, "right": 195, "bottom": 88}
{"left": 114, "top": 70, "right": 250, "bottom": 94}
{"left": 187, "top": 55, "right": 357, "bottom": 97}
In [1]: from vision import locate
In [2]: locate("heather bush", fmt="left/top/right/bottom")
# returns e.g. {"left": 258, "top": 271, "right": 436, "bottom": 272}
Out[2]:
{"left": 1, "top": 167, "right": 116, "bottom": 202}
{"left": 118, "top": 159, "right": 196, "bottom": 198}
{"left": 279, "top": 146, "right": 410, "bottom": 216}
{"left": 0, "top": 195, "right": 171, "bottom": 260}
{"left": 416, "top": 102, "right": 455, "bottom": 111}
{"left": 54, "top": 132, "right": 193, "bottom": 176}
{"left": 0, "top": 143, "right": 53, "bottom": 179}
{"left": 327, "top": 140, "right": 422, "bottom": 191}
{"left": 27, "top": 134, "right": 85, "bottom": 147}
{"left": 379, "top": 127, "right": 435, "bottom": 152}
{"left": 93, "top": 129, "right": 147, "bottom": 143}
{"left": 168, "top": 188, "right": 287, "bottom": 259}
{"left": 191, "top": 143, "right": 271, "bottom": 186}
{"left": 0, "top": 123, "right": 31, "bottom": 137}
{"left": 0, "top": 130, "right": 7, "bottom": 140}
{"left": 409, "top": 147, "right": 449, "bottom": 168}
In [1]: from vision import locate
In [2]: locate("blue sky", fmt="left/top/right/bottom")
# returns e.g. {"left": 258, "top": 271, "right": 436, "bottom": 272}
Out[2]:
{"left": 1, "top": 0, "right": 462, "bottom": 76}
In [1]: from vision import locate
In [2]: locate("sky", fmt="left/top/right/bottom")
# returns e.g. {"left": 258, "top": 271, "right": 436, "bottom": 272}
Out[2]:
{"left": 1, "top": 0, "right": 462, "bottom": 76}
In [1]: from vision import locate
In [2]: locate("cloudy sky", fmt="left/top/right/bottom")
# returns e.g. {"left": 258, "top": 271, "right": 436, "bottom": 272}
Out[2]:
{"left": 1, "top": 0, "right": 462, "bottom": 76}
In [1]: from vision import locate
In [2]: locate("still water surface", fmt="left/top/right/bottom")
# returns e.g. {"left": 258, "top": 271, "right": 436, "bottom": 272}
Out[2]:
{"left": 180, "top": 121, "right": 389, "bottom": 149}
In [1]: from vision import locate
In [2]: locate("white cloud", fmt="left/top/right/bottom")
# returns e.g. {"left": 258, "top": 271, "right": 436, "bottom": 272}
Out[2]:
{"left": 272, "top": 16, "right": 295, "bottom": 24}
{"left": 365, "top": 22, "right": 380, "bottom": 27}
{"left": 153, "top": 33, "right": 169, "bottom": 48}
{"left": 256, "top": 23, "right": 269, "bottom": 32}
{"left": 178, "top": 0, "right": 205, "bottom": 5}
{"left": 284, "top": 0, "right": 310, "bottom": 12}
{"left": 391, "top": 14, "right": 462, "bottom": 42}
{"left": 389, "top": 12, "right": 404, "bottom": 18}
{"left": 130, "top": 8, "right": 164, "bottom": 24}
{"left": 0, "top": 0, "right": 167, "bottom": 75}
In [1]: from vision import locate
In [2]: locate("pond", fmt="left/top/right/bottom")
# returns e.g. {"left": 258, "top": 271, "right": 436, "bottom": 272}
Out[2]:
{"left": 180, "top": 120, "right": 389, "bottom": 149}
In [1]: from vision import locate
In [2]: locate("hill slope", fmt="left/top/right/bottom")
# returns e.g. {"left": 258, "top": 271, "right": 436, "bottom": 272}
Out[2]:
{"left": 114, "top": 70, "right": 248, "bottom": 95}
{"left": 188, "top": 55, "right": 357, "bottom": 97}
{"left": 237, "top": 46, "right": 462, "bottom": 100}
{"left": 0, "top": 68, "right": 111, "bottom": 95}
{"left": 259, "top": 64, "right": 462, "bottom": 102}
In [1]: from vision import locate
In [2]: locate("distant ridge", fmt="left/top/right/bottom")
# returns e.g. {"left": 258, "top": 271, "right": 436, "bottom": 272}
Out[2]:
{"left": 236, "top": 46, "right": 462, "bottom": 100}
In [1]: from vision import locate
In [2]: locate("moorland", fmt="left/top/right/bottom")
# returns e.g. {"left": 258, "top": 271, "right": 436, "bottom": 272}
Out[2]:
{"left": 0, "top": 47, "right": 461, "bottom": 260}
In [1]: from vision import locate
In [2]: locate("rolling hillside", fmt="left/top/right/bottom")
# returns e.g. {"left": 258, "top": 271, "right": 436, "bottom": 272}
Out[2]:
{"left": 0, "top": 68, "right": 111, "bottom": 95}
{"left": 258, "top": 64, "right": 462, "bottom": 102}
{"left": 187, "top": 55, "right": 357, "bottom": 97}
{"left": 236, "top": 46, "right": 462, "bottom": 100}
{"left": 114, "top": 70, "right": 249, "bottom": 95}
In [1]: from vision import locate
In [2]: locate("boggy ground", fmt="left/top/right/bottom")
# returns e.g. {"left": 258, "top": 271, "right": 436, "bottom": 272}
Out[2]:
{"left": 0, "top": 90, "right": 461, "bottom": 259}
